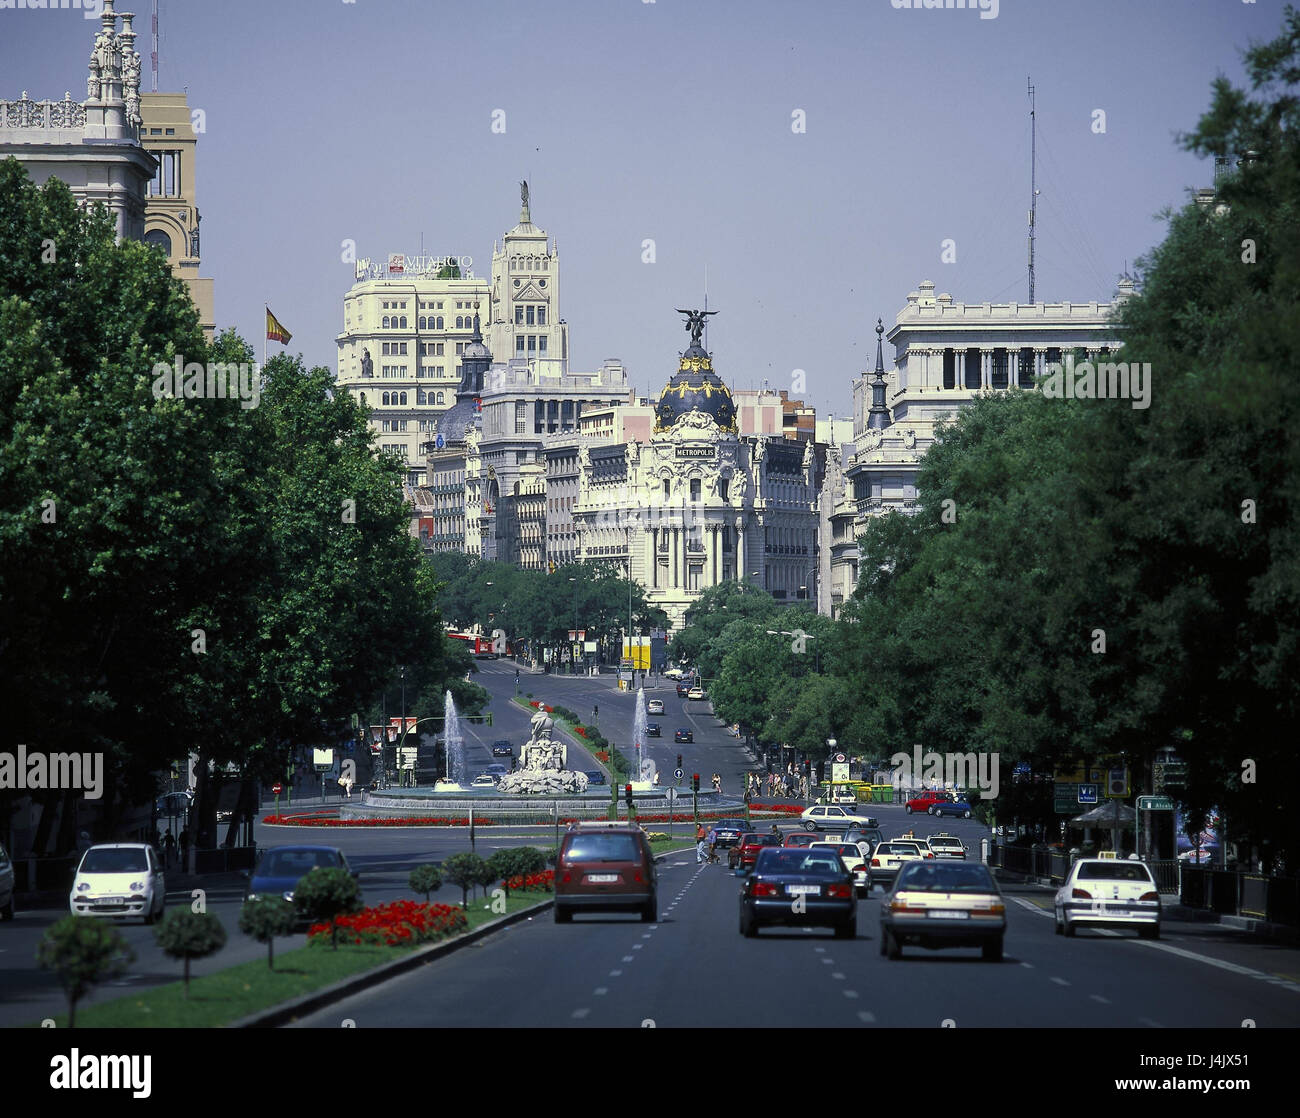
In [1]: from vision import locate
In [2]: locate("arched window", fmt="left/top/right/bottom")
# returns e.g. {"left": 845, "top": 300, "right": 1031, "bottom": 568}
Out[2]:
{"left": 455, "top": 316, "right": 462, "bottom": 329}
{"left": 419, "top": 316, "right": 427, "bottom": 329}
{"left": 417, "top": 390, "right": 426, "bottom": 405}
{"left": 400, "top": 392, "right": 408, "bottom": 405}
{"left": 382, "top": 392, "right": 390, "bottom": 406}
{"left": 437, "top": 316, "right": 444, "bottom": 329}
{"left": 436, "top": 391, "right": 445, "bottom": 404}
{"left": 382, "top": 316, "right": 390, "bottom": 329}
{"left": 399, "top": 316, "right": 407, "bottom": 328}
{"left": 358, "top": 392, "right": 368, "bottom": 407}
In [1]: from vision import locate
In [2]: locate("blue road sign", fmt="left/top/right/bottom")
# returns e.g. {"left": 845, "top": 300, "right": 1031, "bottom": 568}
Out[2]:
{"left": 1078, "top": 783, "right": 1099, "bottom": 804}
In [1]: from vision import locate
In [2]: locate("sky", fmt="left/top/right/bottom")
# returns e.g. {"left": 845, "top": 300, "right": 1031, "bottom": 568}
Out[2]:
{"left": 0, "top": 0, "right": 1281, "bottom": 420}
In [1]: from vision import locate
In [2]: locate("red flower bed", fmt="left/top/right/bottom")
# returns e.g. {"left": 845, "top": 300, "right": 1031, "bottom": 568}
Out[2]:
{"left": 747, "top": 803, "right": 805, "bottom": 814}
{"left": 593, "top": 751, "right": 609, "bottom": 762}
{"left": 308, "top": 899, "right": 467, "bottom": 947}
{"left": 574, "top": 726, "right": 587, "bottom": 737}
{"left": 263, "top": 813, "right": 498, "bottom": 827}
{"left": 528, "top": 700, "right": 540, "bottom": 708}
{"left": 504, "top": 869, "right": 555, "bottom": 892}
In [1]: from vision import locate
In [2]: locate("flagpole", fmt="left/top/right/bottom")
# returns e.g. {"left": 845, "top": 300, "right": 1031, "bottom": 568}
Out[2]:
{"left": 263, "top": 304, "right": 267, "bottom": 368}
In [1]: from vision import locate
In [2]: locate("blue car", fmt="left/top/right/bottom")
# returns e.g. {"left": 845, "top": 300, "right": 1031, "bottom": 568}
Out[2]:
{"left": 243, "top": 845, "right": 358, "bottom": 922}
{"left": 931, "top": 799, "right": 974, "bottom": 818}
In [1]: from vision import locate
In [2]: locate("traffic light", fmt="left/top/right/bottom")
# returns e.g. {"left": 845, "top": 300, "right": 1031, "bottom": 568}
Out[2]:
{"left": 624, "top": 783, "right": 633, "bottom": 808}
{"left": 692, "top": 773, "right": 700, "bottom": 792}
{"left": 804, "top": 759, "right": 811, "bottom": 778}
{"left": 677, "top": 753, "right": 683, "bottom": 770}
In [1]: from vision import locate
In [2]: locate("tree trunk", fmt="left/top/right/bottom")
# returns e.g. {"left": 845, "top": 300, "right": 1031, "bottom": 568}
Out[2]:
{"left": 268, "top": 938, "right": 274, "bottom": 970}
{"left": 224, "top": 772, "right": 257, "bottom": 849}
{"left": 183, "top": 956, "right": 191, "bottom": 997}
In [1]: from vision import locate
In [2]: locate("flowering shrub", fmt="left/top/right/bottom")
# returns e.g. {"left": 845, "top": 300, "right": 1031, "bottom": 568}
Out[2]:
{"left": 308, "top": 900, "right": 467, "bottom": 947}
{"left": 503, "top": 869, "right": 555, "bottom": 893}
{"left": 594, "top": 751, "right": 609, "bottom": 762}
{"left": 574, "top": 726, "right": 587, "bottom": 737}
{"left": 528, "top": 701, "right": 540, "bottom": 708}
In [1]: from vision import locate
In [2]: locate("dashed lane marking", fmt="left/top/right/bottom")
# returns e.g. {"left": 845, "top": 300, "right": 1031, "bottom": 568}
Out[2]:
{"left": 593, "top": 988, "right": 608, "bottom": 996}
{"left": 1050, "top": 977, "right": 1070, "bottom": 986}
{"left": 857, "top": 1011, "right": 876, "bottom": 1023}
{"left": 572, "top": 1008, "right": 590, "bottom": 1019}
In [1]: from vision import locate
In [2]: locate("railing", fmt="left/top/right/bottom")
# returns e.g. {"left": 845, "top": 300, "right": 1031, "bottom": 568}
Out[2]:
{"left": 1, "top": 93, "right": 87, "bottom": 131}
{"left": 1180, "top": 867, "right": 1298, "bottom": 926}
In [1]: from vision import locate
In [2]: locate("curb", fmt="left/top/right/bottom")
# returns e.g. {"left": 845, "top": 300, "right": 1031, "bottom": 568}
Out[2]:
{"left": 231, "top": 845, "right": 694, "bottom": 1028}
{"left": 230, "top": 895, "right": 555, "bottom": 1028}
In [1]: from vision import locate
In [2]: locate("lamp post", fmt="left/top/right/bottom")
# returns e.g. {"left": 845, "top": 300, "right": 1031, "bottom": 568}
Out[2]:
{"left": 569, "top": 577, "right": 578, "bottom": 675}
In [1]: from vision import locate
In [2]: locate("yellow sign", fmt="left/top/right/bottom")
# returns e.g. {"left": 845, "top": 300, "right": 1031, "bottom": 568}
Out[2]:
{"left": 622, "top": 640, "right": 650, "bottom": 670}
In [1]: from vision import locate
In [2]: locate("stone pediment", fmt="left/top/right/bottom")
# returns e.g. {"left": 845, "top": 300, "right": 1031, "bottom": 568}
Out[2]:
{"left": 515, "top": 282, "right": 548, "bottom": 302}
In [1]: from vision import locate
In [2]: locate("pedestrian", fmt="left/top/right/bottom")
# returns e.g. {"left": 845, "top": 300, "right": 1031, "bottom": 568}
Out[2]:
{"left": 707, "top": 825, "right": 719, "bottom": 864}
{"left": 695, "top": 821, "right": 707, "bottom": 864}
{"left": 178, "top": 827, "right": 189, "bottom": 868}
{"left": 163, "top": 829, "right": 176, "bottom": 868}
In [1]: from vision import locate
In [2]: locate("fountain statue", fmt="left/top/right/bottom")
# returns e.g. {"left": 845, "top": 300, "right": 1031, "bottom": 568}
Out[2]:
{"left": 497, "top": 706, "right": 590, "bottom": 794}
{"left": 432, "top": 690, "right": 469, "bottom": 791}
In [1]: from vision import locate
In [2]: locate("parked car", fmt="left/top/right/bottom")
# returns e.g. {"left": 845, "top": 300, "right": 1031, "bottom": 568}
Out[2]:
{"left": 674, "top": 728, "right": 693, "bottom": 743}
{"left": 0, "top": 840, "right": 14, "bottom": 921}
{"left": 739, "top": 846, "right": 857, "bottom": 938}
{"left": 647, "top": 699, "right": 665, "bottom": 715}
{"left": 244, "top": 845, "right": 358, "bottom": 925}
{"left": 801, "top": 805, "right": 878, "bottom": 831}
{"left": 645, "top": 723, "right": 661, "bottom": 737}
{"left": 555, "top": 823, "right": 657, "bottom": 923}
{"left": 812, "top": 841, "right": 871, "bottom": 896}
{"left": 1054, "top": 858, "right": 1161, "bottom": 939}
{"left": 584, "top": 770, "right": 607, "bottom": 786}
{"left": 931, "top": 798, "right": 974, "bottom": 818}
{"left": 881, "top": 860, "right": 1006, "bottom": 961}
{"left": 733, "top": 832, "right": 783, "bottom": 872}
{"left": 687, "top": 687, "right": 706, "bottom": 701}
{"left": 69, "top": 843, "right": 166, "bottom": 924}
{"left": 904, "top": 791, "right": 954, "bottom": 815}
{"left": 491, "top": 740, "right": 514, "bottom": 758}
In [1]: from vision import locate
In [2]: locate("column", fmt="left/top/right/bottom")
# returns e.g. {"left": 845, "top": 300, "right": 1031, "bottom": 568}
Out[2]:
{"left": 671, "top": 528, "right": 679, "bottom": 589}
{"left": 735, "top": 516, "right": 744, "bottom": 577}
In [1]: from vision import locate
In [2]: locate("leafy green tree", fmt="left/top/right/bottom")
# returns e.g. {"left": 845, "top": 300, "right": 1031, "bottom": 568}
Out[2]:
{"left": 487, "top": 849, "right": 524, "bottom": 898}
{"left": 293, "top": 866, "right": 363, "bottom": 949}
{"left": 36, "top": 916, "right": 135, "bottom": 1028}
{"left": 408, "top": 864, "right": 443, "bottom": 902}
{"left": 442, "top": 852, "right": 488, "bottom": 910}
{"left": 153, "top": 909, "right": 226, "bottom": 996}
{"left": 238, "top": 896, "right": 296, "bottom": 970}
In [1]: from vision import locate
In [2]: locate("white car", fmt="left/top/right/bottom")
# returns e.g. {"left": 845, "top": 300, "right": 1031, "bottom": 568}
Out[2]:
{"left": 801, "top": 805, "right": 877, "bottom": 831}
{"left": 70, "top": 843, "right": 166, "bottom": 924}
{"left": 471, "top": 773, "right": 498, "bottom": 788}
{"left": 1054, "top": 858, "right": 1161, "bottom": 938}
{"left": 0, "top": 841, "right": 14, "bottom": 921}
{"left": 663, "top": 667, "right": 685, "bottom": 680}
{"left": 647, "top": 699, "right": 665, "bottom": 715}
{"left": 811, "top": 841, "right": 871, "bottom": 896}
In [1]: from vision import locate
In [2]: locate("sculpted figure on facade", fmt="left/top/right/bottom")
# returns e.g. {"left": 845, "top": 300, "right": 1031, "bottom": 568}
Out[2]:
{"left": 86, "top": 59, "right": 101, "bottom": 101}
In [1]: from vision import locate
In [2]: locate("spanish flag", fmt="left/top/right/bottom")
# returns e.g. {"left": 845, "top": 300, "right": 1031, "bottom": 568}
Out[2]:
{"left": 265, "top": 306, "right": 292, "bottom": 345}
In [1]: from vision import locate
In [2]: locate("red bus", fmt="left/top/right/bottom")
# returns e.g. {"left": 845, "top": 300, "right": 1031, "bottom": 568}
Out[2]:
{"left": 447, "top": 631, "right": 505, "bottom": 658}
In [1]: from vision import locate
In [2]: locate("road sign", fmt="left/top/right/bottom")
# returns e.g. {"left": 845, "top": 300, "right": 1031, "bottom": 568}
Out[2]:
{"left": 272, "top": 783, "right": 283, "bottom": 796}
{"left": 666, "top": 788, "right": 678, "bottom": 803}
{"left": 1078, "top": 783, "right": 1099, "bottom": 804}
{"left": 835, "top": 753, "right": 846, "bottom": 763}
{"left": 1054, "top": 783, "right": 1079, "bottom": 813}
{"left": 1137, "top": 795, "right": 1175, "bottom": 811}
{"left": 675, "top": 767, "right": 683, "bottom": 780}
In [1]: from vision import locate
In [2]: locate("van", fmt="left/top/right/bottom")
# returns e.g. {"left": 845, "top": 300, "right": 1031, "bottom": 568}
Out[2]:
{"left": 554, "top": 823, "right": 657, "bottom": 924}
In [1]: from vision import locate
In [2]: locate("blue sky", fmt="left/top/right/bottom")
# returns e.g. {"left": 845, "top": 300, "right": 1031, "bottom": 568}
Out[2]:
{"left": 1, "top": 0, "right": 1281, "bottom": 418}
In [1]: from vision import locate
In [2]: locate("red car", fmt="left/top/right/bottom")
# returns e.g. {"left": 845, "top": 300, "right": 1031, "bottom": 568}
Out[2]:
{"left": 732, "top": 832, "right": 783, "bottom": 873}
{"left": 783, "top": 832, "right": 821, "bottom": 848}
{"left": 905, "top": 791, "right": 954, "bottom": 815}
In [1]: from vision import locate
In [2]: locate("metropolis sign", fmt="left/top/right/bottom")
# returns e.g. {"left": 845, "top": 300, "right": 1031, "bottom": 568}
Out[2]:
{"left": 676, "top": 446, "right": 715, "bottom": 458}
{"left": 355, "top": 254, "right": 475, "bottom": 281}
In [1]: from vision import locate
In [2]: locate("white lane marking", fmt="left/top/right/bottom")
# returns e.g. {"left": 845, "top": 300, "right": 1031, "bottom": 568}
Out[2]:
{"left": 1137, "top": 1016, "right": 1163, "bottom": 1028}
{"left": 1128, "top": 938, "right": 1300, "bottom": 992}
{"left": 821, "top": 958, "right": 834, "bottom": 965}
{"left": 1020, "top": 962, "right": 1034, "bottom": 969}
{"left": 622, "top": 955, "right": 634, "bottom": 962}
{"left": 1010, "top": 895, "right": 1051, "bottom": 916}
{"left": 857, "top": 1011, "right": 876, "bottom": 1023}
{"left": 814, "top": 947, "right": 825, "bottom": 953}
{"left": 642, "top": 933, "right": 652, "bottom": 939}
{"left": 1050, "top": 977, "right": 1070, "bottom": 986}
{"left": 1090, "top": 995, "right": 1110, "bottom": 1004}
{"left": 843, "top": 990, "right": 859, "bottom": 999}
{"left": 593, "top": 987, "right": 608, "bottom": 996}
{"left": 632, "top": 944, "right": 643, "bottom": 950}
{"left": 832, "top": 973, "right": 846, "bottom": 980}
{"left": 610, "top": 970, "right": 622, "bottom": 977}
{"left": 572, "top": 1008, "right": 590, "bottom": 1019}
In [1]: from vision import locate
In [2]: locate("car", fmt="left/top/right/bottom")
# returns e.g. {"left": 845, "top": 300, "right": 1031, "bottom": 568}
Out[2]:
{"left": 155, "top": 790, "right": 193, "bottom": 818}
{"left": 663, "top": 667, "right": 685, "bottom": 680}
{"left": 687, "top": 687, "right": 706, "bottom": 701}
{"left": 244, "top": 845, "right": 358, "bottom": 924}
{"left": 471, "top": 773, "right": 498, "bottom": 788}
{"left": 584, "top": 770, "right": 607, "bottom": 785}
{"left": 925, "top": 833, "right": 968, "bottom": 859}
{"left": 674, "top": 728, "right": 693, "bottom": 743}
{"left": 880, "top": 860, "right": 1006, "bottom": 961}
{"left": 783, "top": 832, "right": 821, "bottom": 848}
{"left": 739, "top": 846, "right": 857, "bottom": 938}
{"left": 645, "top": 722, "right": 661, "bottom": 737}
{"left": 0, "top": 840, "right": 14, "bottom": 921}
{"left": 868, "top": 839, "right": 933, "bottom": 890}
{"left": 1054, "top": 858, "right": 1161, "bottom": 938}
{"left": 676, "top": 682, "right": 690, "bottom": 697}
{"left": 904, "top": 790, "right": 955, "bottom": 815}
{"left": 931, "top": 798, "right": 974, "bottom": 818}
{"left": 711, "top": 818, "right": 751, "bottom": 849}
{"left": 732, "top": 831, "right": 783, "bottom": 872}
{"left": 491, "top": 740, "right": 514, "bottom": 758}
{"left": 647, "top": 699, "right": 665, "bottom": 715}
{"left": 812, "top": 841, "right": 871, "bottom": 896}
{"left": 801, "top": 805, "right": 878, "bottom": 831}
{"left": 69, "top": 843, "right": 166, "bottom": 924}
{"left": 554, "top": 822, "right": 657, "bottom": 923}
{"left": 842, "top": 826, "right": 884, "bottom": 858}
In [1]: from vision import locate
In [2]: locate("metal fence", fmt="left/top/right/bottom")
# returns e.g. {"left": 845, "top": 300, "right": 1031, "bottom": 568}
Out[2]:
{"left": 1179, "top": 867, "right": 1298, "bottom": 926}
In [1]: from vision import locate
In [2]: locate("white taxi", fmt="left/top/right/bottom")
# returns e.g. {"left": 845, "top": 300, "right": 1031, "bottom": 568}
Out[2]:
{"left": 811, "top": 841, "right": 870, "bottom": 896}
{"left": 1054, "top": 857, "right": 1161, "bottom": 939}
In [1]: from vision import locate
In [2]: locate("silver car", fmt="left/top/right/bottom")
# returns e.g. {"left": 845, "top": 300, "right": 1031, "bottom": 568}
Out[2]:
{"left": 69, "top": 843, "right": 166, "bottom": 924}
{"left": 881, "top": 860, "right": 1006, "bottom": 961}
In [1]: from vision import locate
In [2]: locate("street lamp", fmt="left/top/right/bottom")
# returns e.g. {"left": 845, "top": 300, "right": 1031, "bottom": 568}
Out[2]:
{"left": 569, "top": 577, "right": 578, "bottom": 675}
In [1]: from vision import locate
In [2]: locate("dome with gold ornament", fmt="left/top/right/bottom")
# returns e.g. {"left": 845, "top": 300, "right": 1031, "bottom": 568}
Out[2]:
{"left": 654, "top": 310, "right": 737, "bottom": 434}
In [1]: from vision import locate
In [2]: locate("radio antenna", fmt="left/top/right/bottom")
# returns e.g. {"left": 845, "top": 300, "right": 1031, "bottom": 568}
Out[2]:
{"left": 1028, "top": 77, "right": 1038, "bottom": 303}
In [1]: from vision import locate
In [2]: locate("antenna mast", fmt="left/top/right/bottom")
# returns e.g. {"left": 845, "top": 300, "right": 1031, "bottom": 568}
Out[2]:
{"left": 1028, "top": 77, "right": 1037, "bottom": 303}
{"left": 151, "top": 0, "right": 159, "bottom": 92}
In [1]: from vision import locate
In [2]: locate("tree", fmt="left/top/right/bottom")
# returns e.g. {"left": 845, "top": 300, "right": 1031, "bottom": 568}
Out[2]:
{"left": 293, "top": 866, "right": 363, "bottom": 949}
{"left": 153, "top": 909, "right": 226, "bottom": 997}
{"left": 36, "top": 916, "right": 135, "bottom": 1027}
{"left": 238, "top": 896, "right": 295, "bottom": 970}
{"left": 408, "top": 864, "right": 442, "bottom": 902}
{"left": 442, "top": 852, "right": 488, "bottom": 911}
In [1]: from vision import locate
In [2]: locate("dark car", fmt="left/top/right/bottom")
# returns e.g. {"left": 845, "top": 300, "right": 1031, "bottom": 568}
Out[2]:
{"left": 555, "top": 823, "right": 657, "bottom": 923}
{"left": 733, "top": 831, "right": 783, "bottom": 872}
{"left": 676, "top": 682, "right": 690, "bottom": 697}
{"left": 584, "top": 770, "right": 607, "bottom": 785}
{"left": 739, "top": 846, "right": 857, "bottom": 938}
{"left": 711, "top": 818, "right": 750, "bottom": 849}
{"left": 674, "top": 728, "right": 693, "bottom": 743}
{"left": 931, "top": 798, "right": 974, "bottom": 818}
{"left": 491, "top": 740, "right": 514, "bottom": 758}
{"left": 783, "top": 832, "right": 821, "bottom": 848}
{"left": 486, "top": 763, "right": 507, "bottom": 777}
{"left": 244, "top": 845, "right": 358, "bottom": 924}
{"left": 645, "top": 723, "right": 661, "bottom": 737}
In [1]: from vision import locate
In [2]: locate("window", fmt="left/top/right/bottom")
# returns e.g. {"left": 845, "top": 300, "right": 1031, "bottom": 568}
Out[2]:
{"left": 437, "top": 391, "right": 445, "bottom": 404}
{"left": 382, "top": 316, "right": 390, "bottom": 329}
{"left": 964, "top": 348, "right": 981, "bottom": 390}
{"left": 436, "top": 316, "right": 444, "bottom": 329}
{"left": 456, "top": 316, "right": 464, "bottom": 329}
{"left": 690, "top": 479, "right": 701, "bottom": 501}
{"left": 419, "top": 316, "right": 427, "bottom": 329}
{"left": 516, "top": 336, "right": 526, "bottom": 354}
{"left": 663, "top": 479, "right": 671, "bottom": 499}
{"left": 358, "top": 392, "right": 367, "bottom": 406}
{"left": 456, "top": 343, "right": 464, "bottom": 355}
{"left": 539, "top": 336, "right": 547, "bottom": 354}
{"left": 399, "top": 316, "right": 407, "bottom": 328}
{"left": 382, "top": 392, "right": 391, "bottom": 406}
{"left": 991, "top": 348, "right": 1008, "bottom": 389}
{"left": 942, "top": 348, "right": 955, "bottom": 390}
{"left": 400, "top": 392, "right": 408, "bottom": 405}
{"left": 400, "top": 342, "right": 408, "bottom": 355}
{"left": 1018, "top": 347, "right": 1035, "bottom": 388}
{"left": 719, "top": 477, "right": 729, "bottom": 500}
{"left": 515, "top": 401, "right": 528, "bottom": 434}
{"left": 537, "top": 306, "right": 546, "bottom": 325}
{"left": 528, "top": 336, "right": 536, "bottom": 353}
{"left": 382, "top": 342, "right": 390, "bottom": 356}
{"left": 143, "top": 228, "right": 172, "bottom": 256}
{"left": 515, "top": 306, "right": 524, "bottom": 325}
{"left": 526, "top": 306, "right": 535, "bottom": 325}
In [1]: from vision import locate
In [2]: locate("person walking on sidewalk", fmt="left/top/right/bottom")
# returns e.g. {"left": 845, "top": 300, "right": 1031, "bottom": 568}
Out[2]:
{"left": 696, "top": 822, "right": 708, "bottom": 864}
{"left": 163, "top": 829, "right": 176, "bottom": 869}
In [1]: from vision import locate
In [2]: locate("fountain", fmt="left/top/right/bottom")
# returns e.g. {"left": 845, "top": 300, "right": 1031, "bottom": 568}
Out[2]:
{"left": 496, "top": 707, "right": 590, "bottom": 794}
{"left": 631, "top": 686, "right": 657, "bottom": 789}
{"left": 432, "top": 690, "right": 469, "bottom": 791}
